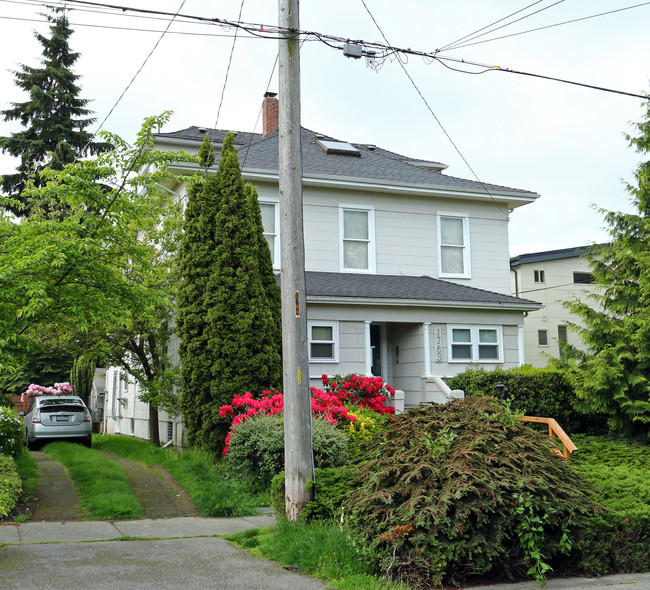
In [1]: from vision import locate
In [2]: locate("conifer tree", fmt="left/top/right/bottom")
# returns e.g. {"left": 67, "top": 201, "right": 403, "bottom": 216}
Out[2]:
{"left": 561, "top": 95, "right": 650, "bottom": 436}
{"left": 177, "top": 132, "right": 282, "bottom": 451}
{"left": 177, "top": 136, "right": 222, "bottom": 447}
{"left": 70, "top": 355, "right": 96, "bottom": 406}
{"left": 0, "top": 8, "right": 109, "bottom": 215}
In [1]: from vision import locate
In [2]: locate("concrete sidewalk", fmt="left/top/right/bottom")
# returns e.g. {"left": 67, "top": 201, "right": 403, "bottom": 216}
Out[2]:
{"left": 0, "top": 514, "right": 276, "bottom": 544}
{"left": 0, "top": 515, "right": 328, "bottom": 590}
{"left": 2, "top": 516, "right": 650, "bottom": 590}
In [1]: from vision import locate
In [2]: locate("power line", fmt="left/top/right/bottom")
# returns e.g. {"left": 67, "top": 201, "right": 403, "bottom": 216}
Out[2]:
{"left": 439, "top": 0, "right": 564, "bottom": 52}
{"left": 87, "top": 0, "right": 187, "bottom": 145}
{"left": 359, "top": 0, "right": 511, "bottom": 221}
{"left": 211, "top": 0, "right": 246, "bottom": 135}
{"left": 3, "top": 0, "right": 648, "bottom": 100}
{"left": 443, "top": 1, "right": 650, "bottom": 52}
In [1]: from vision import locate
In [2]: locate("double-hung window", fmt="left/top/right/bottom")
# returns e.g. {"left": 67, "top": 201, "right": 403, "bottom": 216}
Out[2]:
{"left": 438, "top": 213, "right": 470, "bottom": 278}
{"left": 448, "top": 325, "right": 503, "bottom": 363}
{"left": 260, "top": 200, "right": 280, "bottom": 269}
{"left": 308, "top": 321, "right": 339, "bottom": 362}
{"left": 340, "top": 205, "right": 375, "bottom": 272}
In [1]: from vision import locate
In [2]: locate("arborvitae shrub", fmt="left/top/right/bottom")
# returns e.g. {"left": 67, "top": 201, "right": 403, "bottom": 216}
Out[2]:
{"left": 226, "top": 414, "right": 349, "bottom": 491}
{"left": 344, "top": 396, "right": 601, "bottom": 588}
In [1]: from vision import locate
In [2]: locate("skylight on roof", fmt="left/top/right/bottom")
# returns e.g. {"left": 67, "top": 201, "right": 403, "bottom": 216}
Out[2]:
{"left": 316, "top": 139, "right": 360, "bottom": 157}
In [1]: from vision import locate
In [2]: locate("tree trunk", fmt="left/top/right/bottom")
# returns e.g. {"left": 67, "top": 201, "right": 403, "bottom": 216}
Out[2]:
{"left": 149, "top": 403, "right": 160, "bottom": 446}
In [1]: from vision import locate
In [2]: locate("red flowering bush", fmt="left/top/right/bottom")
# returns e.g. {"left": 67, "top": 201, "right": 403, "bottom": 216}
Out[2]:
{"left": 322, "top": 374, "right": 396, "bottom": 415}
{"left": 219, "top": 387, "right": 356, "bottom": 455}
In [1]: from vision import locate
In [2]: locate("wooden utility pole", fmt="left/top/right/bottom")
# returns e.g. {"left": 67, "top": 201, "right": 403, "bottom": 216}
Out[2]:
{"left": 278, "top": 0, "right": 314, "bottom": 521}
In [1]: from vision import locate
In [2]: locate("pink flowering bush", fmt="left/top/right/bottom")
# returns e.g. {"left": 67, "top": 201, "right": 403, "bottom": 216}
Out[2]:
{"left": 21, "top": 382, "right": 74, "bottom": 402}
{"left": 219, "top": 388, "right": 356, "bottom": 456}
{"left": 322, "top": 374, "right": 396, "bottom": 415}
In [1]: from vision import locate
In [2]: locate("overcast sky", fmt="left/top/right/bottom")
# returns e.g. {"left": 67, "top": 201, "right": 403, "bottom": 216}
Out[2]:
{"left": 1, "top": 0, "right": 648, "bottom": 256}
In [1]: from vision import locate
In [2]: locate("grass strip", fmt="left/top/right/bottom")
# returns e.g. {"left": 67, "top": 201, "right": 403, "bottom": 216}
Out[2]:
{"left": 224, "top": 521, "right": 411, "bottom": 590}
{"left": 14, "top": 448, "right": 40, "bottom": 499}
{"left": 91, "top": 434, "right": 260, "bottom": 517}
{"left": 44, "top": 441, "right": 141, "bottom": 520}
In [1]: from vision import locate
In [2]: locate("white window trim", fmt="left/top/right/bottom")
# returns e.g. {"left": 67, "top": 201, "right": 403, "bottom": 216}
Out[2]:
{"left": 447, "top": 325, "right": 503, "bottom": 363}
{"left": 308, "top": 320, "right": 339, "bottom": 363}
{"left": 437, "top": 212, "right": 471, "bottom": 279}
{"left": 259, "top": 198, "right": 280, "bottom": 270}
{"left": 339, "top": 204, "right": 376, "bottom": 273}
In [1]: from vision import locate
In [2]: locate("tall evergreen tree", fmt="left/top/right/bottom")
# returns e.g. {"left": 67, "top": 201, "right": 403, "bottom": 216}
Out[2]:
{"left": 0, "top": 8, "right": 109, "bottom": 215}
{"left": 177, "top": 132, "right": 282, "bottom": 452}
{"left": 177, "top": 136, "right": 222, "bottom": 447}
{"left": 560, "top": 95, "right": 650, "bottom": 436}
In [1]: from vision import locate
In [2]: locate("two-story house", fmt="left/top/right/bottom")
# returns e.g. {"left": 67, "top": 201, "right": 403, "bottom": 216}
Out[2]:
{"left": 103, "top": 94, "right": 542, "bottom": 445}
{"left": 510, "top": 245, "right": 603, "bottom": 367}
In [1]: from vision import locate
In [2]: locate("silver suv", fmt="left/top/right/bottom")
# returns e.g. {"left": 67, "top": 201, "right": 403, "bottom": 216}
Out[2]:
{"left": 23, "top": 396, "right": 92, "bottom": 450}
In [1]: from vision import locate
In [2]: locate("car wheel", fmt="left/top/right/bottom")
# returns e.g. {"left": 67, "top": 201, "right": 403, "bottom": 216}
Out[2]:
{"left": 82, "top": 436, "right": 92, "bottom": 448}
{"left": 26, "top": 436, "right": 38, "bottom": 451}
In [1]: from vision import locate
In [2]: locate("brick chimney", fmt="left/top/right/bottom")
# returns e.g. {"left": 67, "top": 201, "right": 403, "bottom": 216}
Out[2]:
{"left": 263, "top": 92, "right": 279, "bottom": 136}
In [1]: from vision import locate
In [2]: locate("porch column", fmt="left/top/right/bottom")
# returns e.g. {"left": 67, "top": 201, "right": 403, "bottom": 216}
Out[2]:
{"left": 422, "top": 322, "right": 433, "bottom": 377}
{"left": 518, "top": 324, "right": 525, "bottom": 366}
{"left": 364, "top": 320, "right": 373, "bottom": 376}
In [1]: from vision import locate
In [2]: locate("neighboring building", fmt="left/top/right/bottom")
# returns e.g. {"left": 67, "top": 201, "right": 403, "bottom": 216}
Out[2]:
{"left": 510, "top": 245, "right": 603, "bottom": 368}
{"left": 104, "top": 94, "right": 541, "bottom": 444}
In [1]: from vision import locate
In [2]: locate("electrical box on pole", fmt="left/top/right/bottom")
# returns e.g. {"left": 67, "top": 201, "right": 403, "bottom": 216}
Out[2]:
{"left": 278, "top": 0, "right": 315, "bottom": 522}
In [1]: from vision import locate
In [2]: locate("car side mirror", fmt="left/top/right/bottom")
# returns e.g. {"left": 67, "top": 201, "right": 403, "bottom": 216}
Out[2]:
{"left": 18, "top": 410, "right": 25, "bottom": 416}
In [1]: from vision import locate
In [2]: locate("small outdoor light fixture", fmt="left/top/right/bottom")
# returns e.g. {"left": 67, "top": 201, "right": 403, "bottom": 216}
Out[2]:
{"left": 495, "top": 382, "right": 506, "bottom": 403}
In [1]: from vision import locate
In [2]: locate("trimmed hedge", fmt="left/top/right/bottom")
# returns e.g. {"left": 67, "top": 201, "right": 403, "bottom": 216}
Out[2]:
{"left": 444, "top": 366, "right": 609, "bottom": 435}
{"left": 0, "top": 454, "right": 22, "bottom": 517}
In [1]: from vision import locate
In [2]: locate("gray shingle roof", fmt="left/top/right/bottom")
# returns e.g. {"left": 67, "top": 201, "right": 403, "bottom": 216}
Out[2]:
{"left": 510, "top": 243, "right": 608, "bottom": 266}
{"left": 156, "top": 126, "right": 538, "bottom": 198}
{"left": 302, "top": 271, "right": 540, "bottom": 309}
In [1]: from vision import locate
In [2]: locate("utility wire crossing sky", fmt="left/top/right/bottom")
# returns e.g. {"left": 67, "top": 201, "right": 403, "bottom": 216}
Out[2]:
{"left": 0, "top": 0, "right": 648, "bottom": 256}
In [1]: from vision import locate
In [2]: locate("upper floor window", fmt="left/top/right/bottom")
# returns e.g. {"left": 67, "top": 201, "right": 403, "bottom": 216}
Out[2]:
{"left": 260, "top": 200, "right": 280, "bottom": 269}
{"left": 448, "top": 325, "right": 503, "bottom": 363}
{"left": 573, "top": 271, "right": 594, "bottom": 284}
{"left": 308, "top": 321, "right": 339, "bottom": 362}
{"left": 534, "top": 269, "right": 545, "bottom": 283}
{"left": 538, "top": 329, "right": 548, "bottom": 346}
{"left": 340, "top": 205, "right": 375, "bottom": 273}
{"left": 438, "top": 213, "right": 470, "bottom": 278}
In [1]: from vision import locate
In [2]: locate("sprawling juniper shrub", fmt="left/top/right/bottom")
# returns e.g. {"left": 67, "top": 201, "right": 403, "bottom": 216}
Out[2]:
{"left": 344, "top": 396, "right": 600, "bottom": 588}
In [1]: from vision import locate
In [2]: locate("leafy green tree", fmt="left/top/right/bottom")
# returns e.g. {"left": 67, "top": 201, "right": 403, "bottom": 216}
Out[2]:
{"left": 0, "top": 8, "right": 109, "bottom": 215}
{"left": 0, "top": 337, "right": 73, "bottom": 405}
{"left": 177, "top": 132, "right": 282, "bottom": 452}
{"left": 560, "top": 96, "right": 650, "bottom": 436}
{"left": 0, "top": 112, "right": 193, "bottom": 445}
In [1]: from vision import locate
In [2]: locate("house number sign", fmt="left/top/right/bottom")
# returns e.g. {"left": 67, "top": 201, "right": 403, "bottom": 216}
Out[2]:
{"left": 435, "top": 327, "right": 442, "bottom": 362}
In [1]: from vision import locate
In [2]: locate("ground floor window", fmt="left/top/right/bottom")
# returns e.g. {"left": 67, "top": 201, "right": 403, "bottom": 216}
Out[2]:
{"left": 308, "top": 321, "right": 339, "bottom": 362}
{"left": 448, "top": 325, "right": 503, "bottom": 363}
